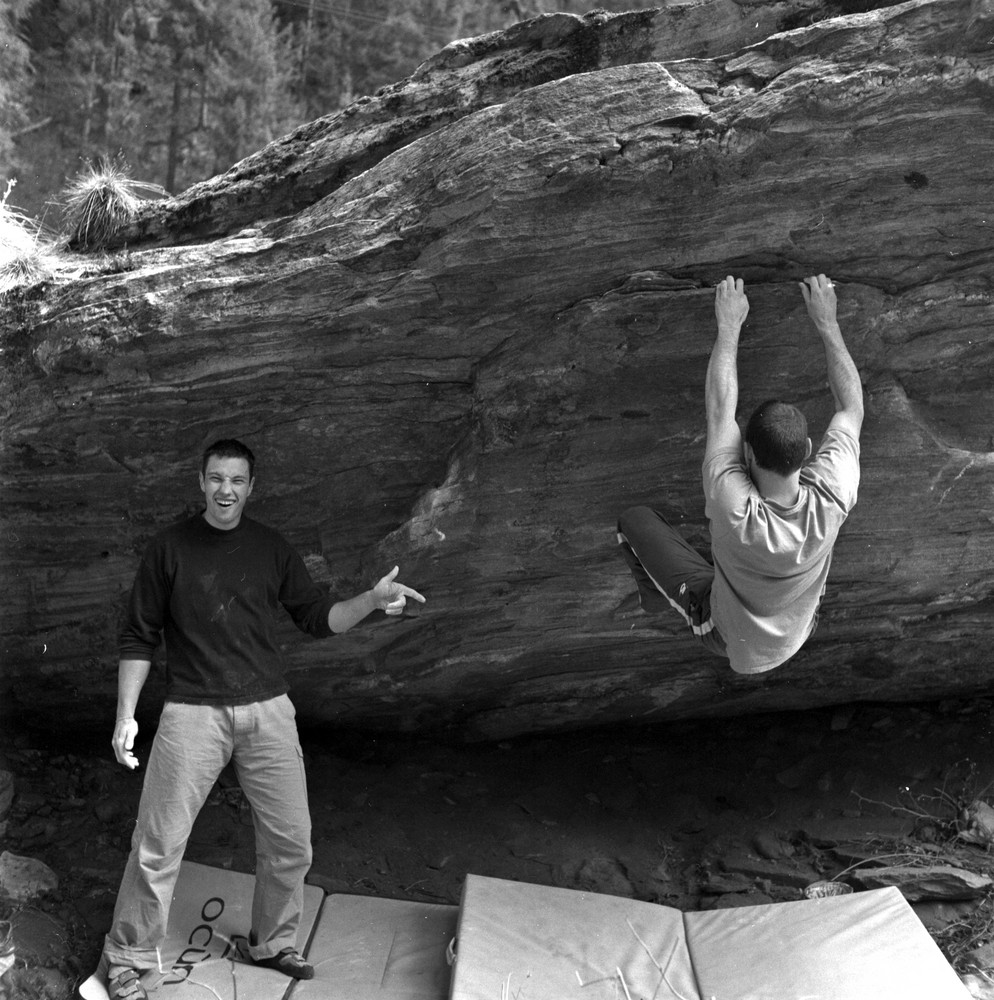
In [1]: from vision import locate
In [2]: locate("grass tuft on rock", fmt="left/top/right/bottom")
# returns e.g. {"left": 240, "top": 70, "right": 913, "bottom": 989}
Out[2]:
{"left": 61, "top": 158, "right": 166, "bottom": 251}
{"left": 0, "top": 180, "right": 58, "bottom": 294}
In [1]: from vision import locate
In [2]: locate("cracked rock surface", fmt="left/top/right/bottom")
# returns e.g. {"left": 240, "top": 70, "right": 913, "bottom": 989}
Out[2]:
{"left": 1, "top": 0, "right": 993, "bottom": 739}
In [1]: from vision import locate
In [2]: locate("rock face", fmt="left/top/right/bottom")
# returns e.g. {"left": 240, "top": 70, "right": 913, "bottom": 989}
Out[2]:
{"left": 2, "top": 0, "right": 993, "bottom": 740}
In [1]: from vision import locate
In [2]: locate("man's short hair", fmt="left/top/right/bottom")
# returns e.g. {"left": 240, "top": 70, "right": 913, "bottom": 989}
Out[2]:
{"left": 745, "top": 400, "right": 808, "bottom": 475}
{"left": 201, "top": 438, "right": 256, "bottom": 479}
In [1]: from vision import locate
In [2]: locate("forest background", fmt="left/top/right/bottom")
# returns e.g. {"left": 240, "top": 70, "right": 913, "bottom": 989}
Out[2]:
{"left": 0, "top": 0, "right": 660, "bottom": 224}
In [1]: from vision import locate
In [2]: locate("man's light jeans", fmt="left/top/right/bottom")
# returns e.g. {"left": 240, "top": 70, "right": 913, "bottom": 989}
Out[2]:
{"left": 103, "top": 695, "right": 312, "bottom": 971}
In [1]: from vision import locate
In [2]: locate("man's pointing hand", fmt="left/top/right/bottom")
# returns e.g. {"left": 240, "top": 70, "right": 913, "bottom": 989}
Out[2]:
{"left": 372, "top": 565, "right": 426, "bottom": 616}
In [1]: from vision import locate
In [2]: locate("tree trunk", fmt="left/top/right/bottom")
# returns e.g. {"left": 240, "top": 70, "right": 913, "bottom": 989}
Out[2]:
{"left": 79, "top": 49, "right": 97, "bottom": 154}
{"left": 165, "top": 54, "right": 183, "bottom": 194}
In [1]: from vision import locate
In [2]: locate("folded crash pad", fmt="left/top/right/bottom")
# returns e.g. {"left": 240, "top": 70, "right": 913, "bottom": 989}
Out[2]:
{"left": 448, "top": 874, "right": 971, "bottom": 1000}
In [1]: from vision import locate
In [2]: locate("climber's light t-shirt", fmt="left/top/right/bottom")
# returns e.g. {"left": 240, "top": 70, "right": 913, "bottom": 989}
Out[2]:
{"left": 703, "top": 426, "right": 860, "bottom": 674}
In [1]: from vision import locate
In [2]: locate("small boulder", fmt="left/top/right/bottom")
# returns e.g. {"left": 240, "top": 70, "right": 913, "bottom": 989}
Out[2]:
{"left": 0, "top": 853, "right": 59, "bottom": 902}
{"left": 851, "top": 864, "right": 992, "bottom": 901}
{"left": 958, "top": 800, "right": 994, "bottom": 849}
{"left": 8, "top": 909, "right": 71, "bottom": 966}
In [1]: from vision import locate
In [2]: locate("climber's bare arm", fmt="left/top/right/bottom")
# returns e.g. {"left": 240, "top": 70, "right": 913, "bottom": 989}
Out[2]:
{"left": 800, "top": 275, "right": 863, "bottom": 439}
{"left": 705, "top": 276, "right": 748, "bottom": 458}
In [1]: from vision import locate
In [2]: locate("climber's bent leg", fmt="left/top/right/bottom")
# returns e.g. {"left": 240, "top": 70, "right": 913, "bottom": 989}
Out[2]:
{"left": 617, "top": 506, "right": 725, "bottom": 655}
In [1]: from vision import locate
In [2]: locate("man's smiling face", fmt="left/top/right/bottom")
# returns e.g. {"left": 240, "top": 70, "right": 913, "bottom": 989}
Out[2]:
{"left": 200, "top": 455, "right": 254, "bottom": 530}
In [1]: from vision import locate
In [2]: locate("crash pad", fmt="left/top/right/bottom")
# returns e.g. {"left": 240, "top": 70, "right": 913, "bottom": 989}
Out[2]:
{"left": 448, "top": 874, "right": 972, "bottom": 1000}
{"left": 77, "top": 861, "right": 323, "bottom": 1000}
{"left": 293, "top": 894, "right": 458, "bottom": 1000}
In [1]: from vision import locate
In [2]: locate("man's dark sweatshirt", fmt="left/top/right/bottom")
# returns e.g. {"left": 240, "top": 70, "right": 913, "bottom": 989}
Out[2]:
{"left": 119, "top": 514, "right": 335, "bottom": 704}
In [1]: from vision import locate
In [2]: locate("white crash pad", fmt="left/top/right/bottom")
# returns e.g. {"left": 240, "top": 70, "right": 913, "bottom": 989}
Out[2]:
{"left": 448, "top": 874, "right": 971, "bottom": 1000}
{"left": 685, "top": 885, "right": 968, "bottom": 1000}
{"left": 293, "top": 894, "right": 458, "bottom": 1000}
{"left": 77, "top": 861, "right": 323, "bottom": 1000}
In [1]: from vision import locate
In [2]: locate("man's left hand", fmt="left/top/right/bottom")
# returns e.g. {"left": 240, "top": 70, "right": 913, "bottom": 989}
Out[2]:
{"left": 372, "top": 566, "right": 427, "bottom": 615}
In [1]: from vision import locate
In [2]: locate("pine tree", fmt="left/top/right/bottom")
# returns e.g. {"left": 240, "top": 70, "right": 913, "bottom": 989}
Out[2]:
{"left": 20, "top": 0, "right": 151, "bottom": 216}
{"left": 204, "top": 0, "right": 302, "bottom": 175}
{"left": 1, "top": 0, "right": 36, "bottom": 185}
{"left": 135, "top": 0, "right": 302, "bottom": 191}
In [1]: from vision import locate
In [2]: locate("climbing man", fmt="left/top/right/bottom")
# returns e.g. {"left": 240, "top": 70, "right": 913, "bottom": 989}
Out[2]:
{"left": 617, "top": 274, "right": 863, "bottom": 674}
{"left": 101, "top": 438, "right": 426, "bottom": 999}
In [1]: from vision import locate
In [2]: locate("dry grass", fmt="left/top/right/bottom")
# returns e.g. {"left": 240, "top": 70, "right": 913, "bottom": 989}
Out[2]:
{"left": 0, "top": 180, "right": 58, "bottom": 294}
{"left": 1, "top": 158, "right": 166, "bottom": 293}
{"left": 935, "top": 888, "right": 994, "bottom": 974}
{"left": 851, "top": 757, "right": 994, "bottom": 847}
{"left": 61, "top": 158, "right": 166, "bottom": 250}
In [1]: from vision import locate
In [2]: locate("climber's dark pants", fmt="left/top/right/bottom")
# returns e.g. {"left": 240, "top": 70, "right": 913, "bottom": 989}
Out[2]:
{"left": 617, "top": 506, "right": 727, "bottom": 657}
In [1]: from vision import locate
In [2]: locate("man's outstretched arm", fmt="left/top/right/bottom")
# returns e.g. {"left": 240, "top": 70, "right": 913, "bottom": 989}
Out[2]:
{"left": 705, "top": 276, "right": 749, "bottom": 458}
{"left": 800, "top": 274, "right": 864, "bottom": 439}
{"left": 327, "top": 565, "right": 426, "bottom": 634}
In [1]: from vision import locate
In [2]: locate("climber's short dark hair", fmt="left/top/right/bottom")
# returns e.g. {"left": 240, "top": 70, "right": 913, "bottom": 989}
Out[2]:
{"left": 745, "top": 400, "right": 808, "bottom": 475}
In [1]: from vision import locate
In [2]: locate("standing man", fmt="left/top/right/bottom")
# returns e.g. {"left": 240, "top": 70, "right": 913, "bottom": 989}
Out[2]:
{"left": 103, "top": 438, "right": 426, "bottom": 1000}
{"left": 617, "top": 274, "right": 863, "bottom": 674}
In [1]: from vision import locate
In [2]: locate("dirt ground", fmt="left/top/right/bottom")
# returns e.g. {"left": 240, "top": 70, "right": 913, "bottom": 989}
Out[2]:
{"left": 3, "top": 695, "right": 994, "bottom": 996}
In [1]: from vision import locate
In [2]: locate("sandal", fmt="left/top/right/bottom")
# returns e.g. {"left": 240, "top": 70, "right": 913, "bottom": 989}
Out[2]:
{"left": 108, "top": 968, "right": 148, "bottom": 1000}
{"left": 252, "top": 947, "right": 314, "bottom": 980}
